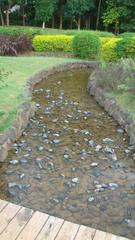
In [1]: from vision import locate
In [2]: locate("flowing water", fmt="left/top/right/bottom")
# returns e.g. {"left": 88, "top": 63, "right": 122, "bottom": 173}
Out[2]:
{"left": 0, "top": 69, "right": 135, "bottom": 239}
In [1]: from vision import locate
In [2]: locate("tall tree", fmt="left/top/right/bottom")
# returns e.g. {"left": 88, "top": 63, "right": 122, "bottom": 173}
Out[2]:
{"left": 67, "top": 0, "right": 90, "bottom": 30}
{"left": 35, "top": 0, "right": 55, "bottom": 28}
{"left": 0, "top": 0, "right": 5, "bottom": 25}
{"left": 3, "top": 0, "right": 19, "bottom": 25}
{"left": 85, "top": 0, "right": 95, "bottom": 29}
{"left": 102, "top": 0, "right": 127, "bottom": 34}
{"left": 17, "top": 0, "right": 27, "bottom": 25}
{"left": 55, "top": 0, "right": 66, "bottom": 29}
{"left": 96, "top": 0, "right": 102, "bottom": 30}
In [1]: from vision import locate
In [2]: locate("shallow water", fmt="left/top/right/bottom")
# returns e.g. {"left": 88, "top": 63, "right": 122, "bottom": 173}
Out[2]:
{"left": 0, "top": 69, "right": 135, "bottom": 239}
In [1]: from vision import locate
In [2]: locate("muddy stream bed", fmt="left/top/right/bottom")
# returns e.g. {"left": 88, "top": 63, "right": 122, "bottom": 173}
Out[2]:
{"left": 0, "top": 69, "right": 135, "bottom": 239}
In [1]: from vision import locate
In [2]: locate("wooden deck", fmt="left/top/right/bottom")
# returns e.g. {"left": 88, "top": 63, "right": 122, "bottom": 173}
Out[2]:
{"left": 0, "top": 199, "right": 130, "bottom": 240}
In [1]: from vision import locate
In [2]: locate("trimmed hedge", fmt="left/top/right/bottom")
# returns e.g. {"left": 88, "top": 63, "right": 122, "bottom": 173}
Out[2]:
{"left": 116, "top": 38, "right": 135, "bottom": 59}
{"left": 101, "top": 38, "right": 121, "bottom": 62}
{"left": 72, "top": 31, "right": 101, "bottom": 59}
{"left": 33, "top": 35, "right": 73, "bottom": 52}
{"left": 0, "top": 26, "right": 41, "bottom": 38}
{"left": 0, "top": 26, "right": 114, "bottom": 38}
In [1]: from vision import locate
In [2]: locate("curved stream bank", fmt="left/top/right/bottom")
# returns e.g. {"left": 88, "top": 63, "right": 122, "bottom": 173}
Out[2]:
{"left": 0, "top": 69, "right": 135, "bottom": 239}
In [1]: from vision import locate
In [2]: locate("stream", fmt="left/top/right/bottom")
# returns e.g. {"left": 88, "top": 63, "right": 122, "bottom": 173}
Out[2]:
{"left": 0, "top": 68, "right": 135, "bottom": 239}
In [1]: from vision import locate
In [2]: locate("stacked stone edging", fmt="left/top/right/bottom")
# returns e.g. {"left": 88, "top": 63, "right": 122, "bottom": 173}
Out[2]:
{"left": 87, "top": 71, "right": 135, "bottom": 147}
{"left": 0, "top": 61, "right": 96, "bottom": 162}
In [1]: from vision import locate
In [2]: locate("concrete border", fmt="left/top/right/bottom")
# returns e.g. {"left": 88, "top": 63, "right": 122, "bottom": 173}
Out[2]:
{"left": 0, "top": 61, "right": 96, "bottom": 162}
{"left": 87, "top": 71, "right": 135, "bottom": 147}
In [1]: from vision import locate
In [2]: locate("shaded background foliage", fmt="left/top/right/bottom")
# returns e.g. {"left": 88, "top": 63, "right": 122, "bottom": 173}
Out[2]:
{"left": 0, "top": 0, "right": 135, "bottom": 33}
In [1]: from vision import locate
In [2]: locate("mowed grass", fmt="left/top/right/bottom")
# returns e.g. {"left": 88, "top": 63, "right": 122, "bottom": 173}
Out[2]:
{"left": 0, "top": 56, "right": 79, "bottom": 132}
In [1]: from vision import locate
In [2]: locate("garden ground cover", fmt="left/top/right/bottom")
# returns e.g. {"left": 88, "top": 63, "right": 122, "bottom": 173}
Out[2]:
{"left": 0, "top": 56, "right": 80, "bottom": 132}
{"left": 111, "top": 91, "right": 135, "bottom": 119}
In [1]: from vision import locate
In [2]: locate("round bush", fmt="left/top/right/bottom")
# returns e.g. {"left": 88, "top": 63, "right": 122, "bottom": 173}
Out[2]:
{"left": 116, "top": 38, "right": 135, "bottom": 59}
{"left": 72, "top": 32, "right": 101, "bottom": 59}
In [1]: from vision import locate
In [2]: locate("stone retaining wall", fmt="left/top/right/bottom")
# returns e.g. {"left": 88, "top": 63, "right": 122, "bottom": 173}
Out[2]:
{"left": 0, "top": 61, "right": 96, "bottom": 162}
{"left": 87, "top": 71, "right": 135, "bottom": 148}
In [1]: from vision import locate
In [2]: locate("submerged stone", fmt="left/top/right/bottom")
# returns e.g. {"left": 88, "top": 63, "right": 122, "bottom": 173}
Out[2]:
{"left": 117, "top": 128, "right": 124, "bottom": 134}
{"left": 102, "top": 138, "right": 114, "bottom": 144}
{"left": 88, "top": 196, "right": 94, "bottom": 203}
{"left": 37, "top": 146, "right": 44, "bottom": 152}
{"left": 109, "top": 183, "right": 118, "bottom": 190}
{"left": 72, "top": 177, "right": 79, "bottom": 184}
{"left": 88, "top": 140, "right": 95, "bottom": 147}
{"left": 7, "top": 190, "right": 16, "bottom": 197}
{"left": 53, "top": 139, "right": 61, "bottom": 144}
{"left": 9, "top": 160, "right": 19, "bottom": 165}
{"left": 8, "top": 182, "right": 18, "bottom": 188}
{"left": 33, "top": 175, "right": 41, "bottom": 180}
{"left": 91, "top": 162, "right": 98, "bottom": 167}
{"left": 19, "top": 173, "right": 25, "bottom": 179}
{"left": 95, "top": 145, "right": 102, "bottom": 152}
{"left": 20, "top": 158, "right": 28, "bottom": 165}
{"left": 4, "top": 170, "right": 15, "bottom": 175}
{"left": 104, "top": 146, "right": 114, "bottom": 154}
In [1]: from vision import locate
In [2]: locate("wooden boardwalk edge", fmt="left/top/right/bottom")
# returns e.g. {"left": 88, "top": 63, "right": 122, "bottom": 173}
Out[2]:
{"left": 0, "top": 199, "right": 131, "bottom": 240}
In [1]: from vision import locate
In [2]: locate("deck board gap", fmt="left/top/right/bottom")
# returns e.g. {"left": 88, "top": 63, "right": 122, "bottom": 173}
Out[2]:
{"left": 53, "top": 220, "right": 65, "bottom": 240}
{"left": 14, "top": 210, "right": 35, "bottom": 240}
{"left": 0, "top": 201, "right": 9, "bottom": 213}
{"left": 73, "top": 225, "right": 81, "bottom": 240}
{"left": 0, "top": 205, "right": 22, "bottom": 235}
{"left": 33, "top": 214, "right": 50, "bottom": 240}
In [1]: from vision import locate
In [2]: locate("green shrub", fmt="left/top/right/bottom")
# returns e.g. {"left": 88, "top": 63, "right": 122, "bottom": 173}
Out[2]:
{"left": 33, "top": 35, "right": 73, "bottom": 52}
{"left": 72, "top": 31, "right": 101, "bottom": 59}
{"left": 101, "top": 38, "right": 121, "bottom": 62}
{"left": 119, "top": 32, "right": 135, "bottom": 38}
{"left": 116, "top": 38, "right": 135, "bottom": 59}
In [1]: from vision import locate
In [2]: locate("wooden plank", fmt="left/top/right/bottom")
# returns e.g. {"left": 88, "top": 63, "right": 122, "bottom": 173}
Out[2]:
{"left": 105, "top": 233, "right": 117, "bottom": 240}
{"left": 0, "top": 203, "right": 21, "bottom": 233}
{"left": 93, "top": 230, "right": 107, "bottom": 240}
{"left": 111, "top": 236, "right": 130, "bottom": 240}
{"left": 75, "top": 225, "right": 96, "bottom": 240}
{"left": 0, "top": 207, "right": 33, "bottom": 240}
{"left": 0, "top": 200, "right": 8, "bottom": 212}
{"left": 93, "top": 231, "right": 130, "bottom": 240}
{"left": 36, "top": 216, "right": 64, "bottom": 240}
{"left": 55, "top": 221, "right": 79, "bottom": 240}
{"left": 16, "top": 211, "right": 49, "bottom": 240}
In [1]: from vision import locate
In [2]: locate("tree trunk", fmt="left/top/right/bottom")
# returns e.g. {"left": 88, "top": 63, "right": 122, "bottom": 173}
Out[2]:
{"left": 59, "top": 14, "right": 63, "bottom": 29}
{"left": 77, "top": 15, "right": 81, "bottom": 30}
{"left": 42, "top": 21, "right": 45, "bottom": 29}
{"left": 115, "top": 20, "right": 119, "bottom": 35}
{"left": 6, "top": 11, "right": 10, "bottom": 26}
{"left": 51, "top": 16, "right": 54, "bottom": 28}
{"left": 22, "top": 6, "right": 26, "bottom": 26}
{"left": 85, "top": 15, "right": 91, "bottom": 29}
{"left": 23, "top": 15, "right": 26, "bottom": 26}
{"left": 69, "top": 19, "right": 72, "bottom": 29}
{"left": 96, "top": 0, "right": 102, "bottom": 30}
{"left": 0, "top": 6, "right": 4, "bottom": 26}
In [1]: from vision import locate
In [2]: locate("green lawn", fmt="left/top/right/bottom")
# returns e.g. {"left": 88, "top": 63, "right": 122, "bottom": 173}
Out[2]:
{"left": 0, "top": 56, "right": 79, "bottom": 132}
